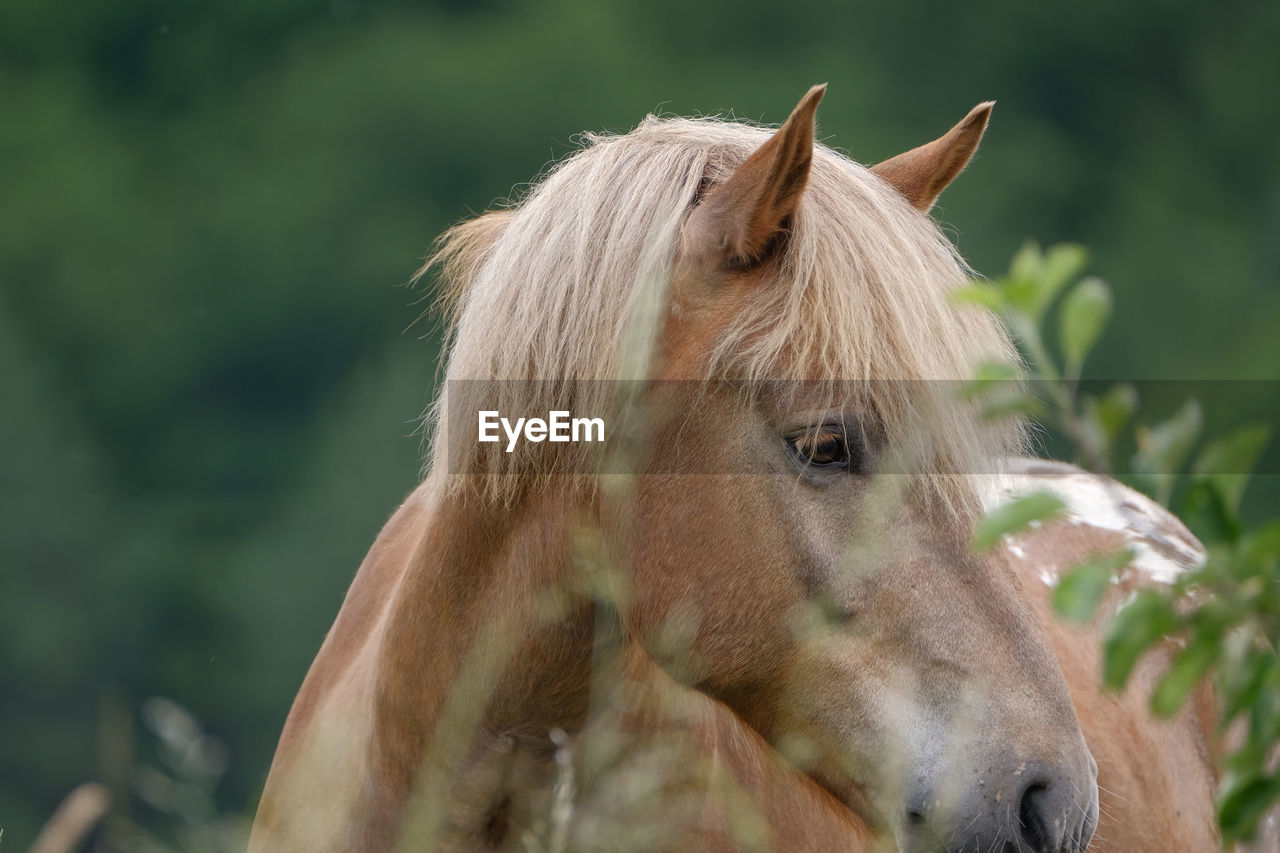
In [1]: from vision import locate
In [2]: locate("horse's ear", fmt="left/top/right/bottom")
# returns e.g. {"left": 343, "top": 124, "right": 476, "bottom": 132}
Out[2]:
{"left": 685, "top": 84, "right": 825, "bottom": 268}
{"left": 871, "top": 102, "right": 994, "bottom": 212}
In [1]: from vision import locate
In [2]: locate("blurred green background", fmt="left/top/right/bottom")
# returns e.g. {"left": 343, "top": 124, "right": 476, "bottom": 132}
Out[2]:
{"left": 2, "top": 0, "right": 1277, "bottom": 846}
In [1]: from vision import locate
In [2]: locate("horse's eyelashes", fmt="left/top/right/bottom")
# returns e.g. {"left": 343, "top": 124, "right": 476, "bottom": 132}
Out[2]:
{"left": 806, "top": 432, "right": 846, "bottom": 465}
{"left": 786, "top": 427, "right": 861, "bottom": 472}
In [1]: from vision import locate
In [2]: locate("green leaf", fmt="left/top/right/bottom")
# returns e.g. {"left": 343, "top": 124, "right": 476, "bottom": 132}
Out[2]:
{"left": 959, "top": 362, "right": 1043, "bottom": 425}
{"left": 1008, "top": 240, "right": 1043, "bottom": 283}
{"left": 972, "top": 491, "right": 1067, "bottom": 551}
{"left": 1150, "top": 630, "right": 1220, "bottom": 717}
{"left": 1240, "top": 520, "right": 1280, "bottom": 569}
{"left": 1052, "top": 549, "right": 1133, "bottom": 623}
{"left": 1003, "top": 241, "right": 1044, "bottom": 315}
{"left": 1078, "top": 383, "right": 1138, "bottom": 470}
{"left": 960, "top": 372, "right": 1048, "bottom": 422}
{"left": 950, "top": 283, "right": 1005, "bottom": 311}
{"left": 1083, "top": 383, "right": 1138, "bottom": 444}
{"left": 1004, "top": 312, "right": 1060, "bottom": 381}
{"left": 1135, "top": 399, "right": 1203, "bottom": 475}
{"left": 1132, "top": 399, "right": 1203, "bottom": 504}
{"left": 1039, "top": 243, "right": 1091, "bottom": 299}
{"left": 1001, "top": 242, "right": 1089, "bottom": 322}
{"left": 1180, "top": 479, "right": 1241, "bottom": 544}
{"left": 1058, "top": 276, "right": 1112, "bottom": 378}
{"left": 1102, "top": 589, "right": 1180, "bottom": 689}
{"left": 1220, "top": 649, "right": 1273, "bottom": 728}
{"left": 958, "top": 360, "right": 1023, "bottom": 398}
{"left": 1190, "top": 424, "right": 1270, "bottom": 515}
{"left": 980, "top": 393, "right": 1049, "bottom": 422}
{"left": 1218, "top": 771, "right": 1280, "bottom": 842}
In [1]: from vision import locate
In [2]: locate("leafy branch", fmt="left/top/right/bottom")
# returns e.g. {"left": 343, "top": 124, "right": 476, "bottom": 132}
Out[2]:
{"left": 961, "top": 242, "right": 1280, "bottom": 844}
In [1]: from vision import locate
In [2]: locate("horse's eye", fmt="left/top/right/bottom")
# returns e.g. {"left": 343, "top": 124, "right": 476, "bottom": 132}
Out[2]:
{"left": 787, "top": 428, "right": 855, "bottom": 470}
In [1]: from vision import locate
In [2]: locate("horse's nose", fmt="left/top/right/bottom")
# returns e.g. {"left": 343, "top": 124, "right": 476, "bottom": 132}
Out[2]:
{"left": 1017, "top": 776, "right": 1096, "bottom": 852}
{"left": 905, "top": 761, "right": 1098, "bottom": 853}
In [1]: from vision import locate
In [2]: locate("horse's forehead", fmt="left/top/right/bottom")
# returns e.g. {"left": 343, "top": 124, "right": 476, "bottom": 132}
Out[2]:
{"left": 988, "top": 458, "right": 1206, "bottom": 588}
{"left": 658, "top": 271, "right": 772, "bottom": 381}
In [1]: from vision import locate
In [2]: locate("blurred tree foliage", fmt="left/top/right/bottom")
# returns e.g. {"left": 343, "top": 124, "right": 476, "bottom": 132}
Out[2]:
{"left": 1, "top": 0, "right": 1278, "bottom": 845}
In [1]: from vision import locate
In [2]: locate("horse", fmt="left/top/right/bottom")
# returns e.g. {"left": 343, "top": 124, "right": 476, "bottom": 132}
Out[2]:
{"left": 249, "top": 85, "right": 1228, "bottom": 851}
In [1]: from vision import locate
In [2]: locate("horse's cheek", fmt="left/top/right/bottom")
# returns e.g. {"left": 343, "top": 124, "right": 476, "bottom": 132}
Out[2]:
{"left": 630, "top": 476, "right": 799, "bottom": 683}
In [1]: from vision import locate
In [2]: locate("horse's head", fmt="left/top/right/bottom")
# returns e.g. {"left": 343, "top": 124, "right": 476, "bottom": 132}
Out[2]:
{"left": 623, "top": 87, "right": 1099, "bottom": 852}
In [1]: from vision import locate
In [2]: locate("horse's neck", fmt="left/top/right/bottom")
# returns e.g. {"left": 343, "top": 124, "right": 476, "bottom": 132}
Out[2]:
{"left": 367, "top": 478, "right": 599, "bottom": 796}
{"left": 350, "top": 478, "right": 876, "bottom": 850}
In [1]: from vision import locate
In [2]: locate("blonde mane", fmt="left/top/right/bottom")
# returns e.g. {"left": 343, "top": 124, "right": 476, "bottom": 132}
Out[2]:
{"left": 418, "top": 114, "right": 1025, "bottom": 510}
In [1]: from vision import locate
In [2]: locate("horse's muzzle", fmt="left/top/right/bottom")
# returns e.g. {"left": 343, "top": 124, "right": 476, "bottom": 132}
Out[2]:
{"left": 901, "top": 758, "right": 1099, "bottom": 853}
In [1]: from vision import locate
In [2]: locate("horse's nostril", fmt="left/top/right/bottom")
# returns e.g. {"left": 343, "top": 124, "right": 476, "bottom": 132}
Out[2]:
{"left": 909, "top": 764, "right": 1093, "bottom": 853}
{"left": 1019, "top": 781, "right": 1060, "bottom": 852}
